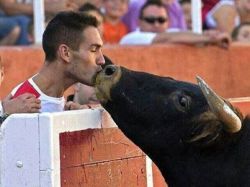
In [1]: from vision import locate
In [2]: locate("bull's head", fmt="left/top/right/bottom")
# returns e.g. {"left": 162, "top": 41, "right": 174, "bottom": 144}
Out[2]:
{"left": 95, "top": 65, "right": 243, "bottom": 155}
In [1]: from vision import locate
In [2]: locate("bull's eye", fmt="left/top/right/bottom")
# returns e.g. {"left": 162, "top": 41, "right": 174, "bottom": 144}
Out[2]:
{"left": 179, "top": 96, "right": 189, "bottom": 110}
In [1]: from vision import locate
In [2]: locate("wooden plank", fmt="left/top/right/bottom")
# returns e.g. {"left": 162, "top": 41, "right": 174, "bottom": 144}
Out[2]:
{"left": 61, "top": 156, "right": 147, "bottom": 187}
{"left": 60, "top": 128, "right": 144, "bottom": 168}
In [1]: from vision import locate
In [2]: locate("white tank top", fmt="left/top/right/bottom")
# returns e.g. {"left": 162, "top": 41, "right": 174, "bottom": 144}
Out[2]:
{"left": 205, "top": 0, "right": 240, "bottom": 29}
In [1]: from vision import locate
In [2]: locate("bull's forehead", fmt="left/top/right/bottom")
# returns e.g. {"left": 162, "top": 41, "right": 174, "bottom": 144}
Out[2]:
{"left": 117, "top": 67, "right": 202, "bottom": 96}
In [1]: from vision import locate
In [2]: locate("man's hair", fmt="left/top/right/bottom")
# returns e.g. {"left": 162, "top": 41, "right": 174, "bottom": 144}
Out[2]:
{"left": 42, "top": 11, "right": 98, "bottom": 62}
{"left": 139, "top": 0, "right": 165, "bottom": 19}
{"left": 231, "top": 22, "right": 250, "bottom": 41}
{"left": 79, "top": 3, "right": 102, "bottom": 15}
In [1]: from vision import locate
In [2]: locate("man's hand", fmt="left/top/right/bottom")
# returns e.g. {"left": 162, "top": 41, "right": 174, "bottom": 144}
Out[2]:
{"left": 204, "top": 30, "right": 231, "bottom": 49}
{"left": 2, "top": 93, "right": 41, "bottom": 114}
{"left": 65, "top": 101, "right": 100, "bottom": 110}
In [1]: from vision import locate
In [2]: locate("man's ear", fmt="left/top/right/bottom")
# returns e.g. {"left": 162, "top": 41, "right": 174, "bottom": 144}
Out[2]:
{"left": 58, "top": 44, "right": 71, "bottom": 63}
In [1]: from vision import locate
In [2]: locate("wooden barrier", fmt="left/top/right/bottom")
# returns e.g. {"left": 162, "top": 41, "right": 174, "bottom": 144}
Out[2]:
{"left": 1, "top": 44, "right": 250, "bottom": 99}
{"left": 0, "top": 110, "right": 104, "bottom": 186}
{"left": 0, "top": 109, "right": 165, "bottom": 187}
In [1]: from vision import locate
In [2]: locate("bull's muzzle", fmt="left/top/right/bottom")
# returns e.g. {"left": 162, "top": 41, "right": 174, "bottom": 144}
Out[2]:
{"left": 95, "top": 65, "right": 122, "bottom": 103}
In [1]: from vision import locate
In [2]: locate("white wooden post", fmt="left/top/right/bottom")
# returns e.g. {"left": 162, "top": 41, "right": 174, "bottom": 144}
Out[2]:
{"left": 0, "top": 109, "right": 157, "bottom": 186}
{"left": 191, "top": 0, "right": 202, "bottom": 34}
{"left": 33, "top": 0, "right": 45, "bottom": 44}
{"left": 0, "top": 109, "right": 103, "bottom": 187}
{"left": 146, "top": 156, "right": 154, "bottom": 187}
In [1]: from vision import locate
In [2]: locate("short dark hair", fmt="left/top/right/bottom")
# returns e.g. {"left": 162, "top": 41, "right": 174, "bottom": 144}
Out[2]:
{"left": 139, "top": 0, "right": 165, "bottom": 19}
{"left": 231, "top": 22, "right": 250, "bottom": 41}
{"left": 42, "top": 11, "right": 98, "bottom": 62}
{"left": 79, "top": 3, "right": 102, "bottom": 14}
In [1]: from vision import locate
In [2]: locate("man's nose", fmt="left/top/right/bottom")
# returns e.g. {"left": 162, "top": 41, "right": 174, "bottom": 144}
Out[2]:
{"left": 97, "top": 54, "right": 105, "bottom": 65}
{"left": 153, "top": 21, "right": 162, "bottom": 27}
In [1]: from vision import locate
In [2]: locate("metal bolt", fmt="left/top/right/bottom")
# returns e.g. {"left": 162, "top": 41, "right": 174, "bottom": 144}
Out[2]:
{"left": 16, "top": 161, "right": 23, "bottom": 168}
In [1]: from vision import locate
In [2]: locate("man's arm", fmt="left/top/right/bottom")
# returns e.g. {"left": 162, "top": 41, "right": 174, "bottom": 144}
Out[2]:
{"left": 152, "top": 31, "right": 230, "bottom": 48}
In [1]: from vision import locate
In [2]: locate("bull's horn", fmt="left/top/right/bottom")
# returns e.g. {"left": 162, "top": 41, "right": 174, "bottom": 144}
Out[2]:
{"left": 196, "top": 76, "right": 242, "bottom": 133}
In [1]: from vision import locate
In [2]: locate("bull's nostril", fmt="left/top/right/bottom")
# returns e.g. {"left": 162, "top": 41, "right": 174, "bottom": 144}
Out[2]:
{"left": 105, "top": 66, "right": 116, "bottom": 76}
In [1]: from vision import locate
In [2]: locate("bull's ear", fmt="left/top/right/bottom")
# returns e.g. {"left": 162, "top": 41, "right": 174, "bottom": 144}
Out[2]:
{"left": 196, "top": 76, "right": 242, "bottom": 133}
{"left": 186, "top": 112, "right": 222, "bottom": 146}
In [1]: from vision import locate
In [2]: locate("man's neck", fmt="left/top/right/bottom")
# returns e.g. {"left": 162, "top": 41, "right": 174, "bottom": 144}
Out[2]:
{"left": 32, "top": 62, "right": 68, "bottom": 98}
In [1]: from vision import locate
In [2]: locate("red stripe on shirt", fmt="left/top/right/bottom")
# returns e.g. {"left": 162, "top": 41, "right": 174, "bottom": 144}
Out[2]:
{"left": 12, "top": 80, "right": 40, "bottom": 98}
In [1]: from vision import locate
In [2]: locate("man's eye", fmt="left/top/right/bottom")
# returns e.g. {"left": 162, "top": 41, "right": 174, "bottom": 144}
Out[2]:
{"left": 91, "top": 48, "right": 97, "bottom": 52}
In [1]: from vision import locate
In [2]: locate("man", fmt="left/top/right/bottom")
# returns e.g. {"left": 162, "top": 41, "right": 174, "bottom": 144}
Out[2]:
{"left": 0, "top": 59, "right": 41, "bottom": 124}
{"left": 11, "top": 11, "right": 105, "bottom": 112}
{"left": 122, "top": 0, "right": 186, "bottom": 32}
{"left": 120, "top": 0, "right": 230, "bottom": 47}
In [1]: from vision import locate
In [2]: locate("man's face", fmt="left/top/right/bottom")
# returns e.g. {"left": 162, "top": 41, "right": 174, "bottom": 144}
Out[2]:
{"left": 68, "top": 26, "right": 105, "bottom": 86}
{"left": 103, "top": 0, "right": 129, "bottom": 19}
{"left": 139, "top": 5, "right": 169, "bottom": 33}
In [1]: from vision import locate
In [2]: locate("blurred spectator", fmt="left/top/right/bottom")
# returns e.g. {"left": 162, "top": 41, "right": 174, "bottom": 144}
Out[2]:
{"left": 120, "top": 0, "right": 230, "bottom": 48}
{"left": 79, "top": 3, "right": 104, "bottom": 37}
{"left": 0, "top": 9, "right": 30, "bottom": 45}
{"left": 202, "top": 0, "right": 219, "bottom": 29}
{"left": 180, "top": 0, "right": 192, "bottom": 30}
{"left": 102, "top": 0, "right": 129, "bottom": 44}
{"left": 0, "top": 0, "right": 78, "bottom": 17}
{"left": 232, "top": 22, "right": 250, "bottom": 42}
{"left": 74, "top": 0, "right": 104, "bottom": 9}
{"left": 138, "top": 0, "right": 170, "bottom": 33}
{"left": 205, "top": 0, "right": 250, "bottom": 34}
{"left": 122, "top": 0, "right": 186, "bottom": 32}
{"left": 163, "top": 0, "right": 187, "bottom": 30}
{"left": 0, "top": 16, "right": 20, "bottom": 45}
{"left": 0, "top": 0, "right": 78, "bottom": 45}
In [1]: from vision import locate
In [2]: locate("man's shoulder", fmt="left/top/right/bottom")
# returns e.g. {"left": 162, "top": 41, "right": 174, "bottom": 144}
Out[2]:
{"left": 12, "top": 79, "right": 40, "bottom": 99}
